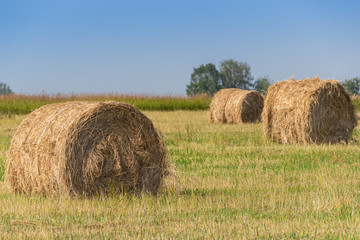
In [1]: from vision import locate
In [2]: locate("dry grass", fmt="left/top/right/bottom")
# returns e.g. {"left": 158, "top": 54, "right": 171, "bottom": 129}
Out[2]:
{"left": 0, "top": 110, "right": 359, "bottom": 238}
{"left": 224, "top": 90, "right": 264, "bottom": 124}
{"left": 210, "top": 89, "right": 263, "bottom": 124}
{"left": 209, "top": 88, "right": 238, "bottom": 123}
{"left": 263, "top": 77, "right": 357, "bottom": 144}
{"left": 6, "top": 102, "right": 171, "bottom": 196}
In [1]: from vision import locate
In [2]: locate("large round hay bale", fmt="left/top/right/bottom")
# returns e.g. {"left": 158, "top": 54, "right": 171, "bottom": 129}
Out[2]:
{"left": 262, "top": 77, "right": 358, "bottom": 144}
{"left": 224, "top": 90, "right": 264, "bottom": 124}
{"left": 6, "top": 101, "right": 171, "bottom": 196}
{"left": 210, "top": 88, "right": 239, "bottom": 123}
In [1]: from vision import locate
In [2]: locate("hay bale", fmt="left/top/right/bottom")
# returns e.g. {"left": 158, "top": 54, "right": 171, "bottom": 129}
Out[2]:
{"left": 262, "top": 77, "right": 357, "bottom": 144}
{"left": 209, "top": 88, "right": 239, "bottom": 123}
{"left": 6, "top": 101, "right": 171, "bottom": 196}
{"left": 224, "top": 90, "right": 264, "bottom": 124}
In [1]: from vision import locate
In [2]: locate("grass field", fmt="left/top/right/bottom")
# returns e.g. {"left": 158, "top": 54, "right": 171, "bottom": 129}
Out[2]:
{"left": 0, "top": 94, "right": 211, "bottom": 115}
{"left": 0, "top": 110, "right": 359, "bottom": 239}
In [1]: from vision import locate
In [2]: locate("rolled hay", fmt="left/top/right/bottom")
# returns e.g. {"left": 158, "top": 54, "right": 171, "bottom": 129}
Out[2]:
{"left": 6, "top": 101, "right": 171, "bottom": 196}
{"left": 224, "top": 90, "right": 264, "bottom": 124}
{"left": 210, "top": 88, "right": 239, "bottom": 123}
{"left": 262, "top": 77, "right": 358, "bottom": 144}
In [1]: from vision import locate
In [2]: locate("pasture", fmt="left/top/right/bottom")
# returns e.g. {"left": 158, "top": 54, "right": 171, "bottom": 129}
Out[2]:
{"left": 0, "top": 109, "right": 359, "bottom": 238}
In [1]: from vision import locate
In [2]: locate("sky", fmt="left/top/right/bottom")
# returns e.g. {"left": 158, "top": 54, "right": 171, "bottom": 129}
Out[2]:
{"left": 1, "top": 0, "right": 359, "bottom": 95}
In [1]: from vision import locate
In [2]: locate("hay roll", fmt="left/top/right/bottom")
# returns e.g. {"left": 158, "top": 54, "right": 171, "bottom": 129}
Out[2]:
{"left": 210, "top": 88, "right": 238, "bottom": 123}
{"left": 224, "top": 90, "right": 264, "bottom": 124}
{"left": 6, "top": 101, "right": 170, "bottom": 196}
{"left": 262, "top": 77, "right": 358, "bottom": 144}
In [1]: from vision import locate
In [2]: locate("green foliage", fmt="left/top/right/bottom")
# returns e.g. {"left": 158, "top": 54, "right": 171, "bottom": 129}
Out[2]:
{"left": 254, "top": 76, "right": 271, "bottom": 95}
{"left": 0, "top": 83, "right": 13, "bottom": 95}
{"left": 219, "top": 59, "right": 253, "bottom": 89}
{"left": 0, "top": 94, "right": 212, "bottom": 114}
{"left": 352, "top": 97, "right": 360, "bottom": 111}
{"left": 186, "top": 63, "right": 221, "bottom": 96}
{"left": 186, "top": 59, "right": 256, "bottom": 95}
{"left": 342, "top": 77, "right": 360, "bottom": 95}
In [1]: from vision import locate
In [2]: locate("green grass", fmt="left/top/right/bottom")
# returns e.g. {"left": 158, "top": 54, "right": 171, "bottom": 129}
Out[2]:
{"left": 352, "top": 95, "right": 360, "bottom": 112}
{"left": 0, "top": 111, "right": 359, "bottom": 238}
{"left": 0, "top": 94, "right": 211, "bottom": 114}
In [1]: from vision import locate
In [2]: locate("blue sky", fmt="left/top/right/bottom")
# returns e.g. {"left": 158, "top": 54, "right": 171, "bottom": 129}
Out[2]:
{"left": 1, "top": 0, "right": 359, "bottom": 95}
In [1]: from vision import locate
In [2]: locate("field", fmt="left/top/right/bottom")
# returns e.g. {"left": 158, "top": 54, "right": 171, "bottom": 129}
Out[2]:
{"left": 0, "top": 94, "right": 211, "bottom": 115}
{"left": 0, "top": 94, "right": 359, "bottom": 114}
{"left": 0, "top": 99, "right": 360, "bottom": 238}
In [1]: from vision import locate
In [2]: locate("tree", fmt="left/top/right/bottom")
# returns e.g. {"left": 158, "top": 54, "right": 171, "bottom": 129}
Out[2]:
{"left": 219, "top": 59, "right": 253, "bottom": 89}
{"left": 342, "top": 77, "right": 360, "bottom": 95}
{"left": 0, "top": 83, "right": 13, "bottom": 95}
{"left": 254, "top": 76, "right": 271, "bottom": 95}
{"left": 186, "top": 63, "right": 221, "bottom": 96}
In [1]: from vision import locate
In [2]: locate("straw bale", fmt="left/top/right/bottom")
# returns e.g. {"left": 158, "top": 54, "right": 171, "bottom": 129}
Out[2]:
{"left": 224, "top": 90, "right": 264, "bottom": 124}
{"left": 262, "top": 77, "right": 357, "bottom": 144}
{"left": 6, "top": 101, "right": 171, "bottom": 196}
{"left": 209, "top": 88, "right": 239, "bottom": 123}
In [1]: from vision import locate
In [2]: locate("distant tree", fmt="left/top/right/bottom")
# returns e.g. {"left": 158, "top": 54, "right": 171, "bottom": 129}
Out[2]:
{"left": 254, "top": 76, "right": 271, "bottom": 95}
{"left": 342, "top": 77, "right": 360, "bottom": 95}
{"left": 186, "top": 63, "right": 221, "bottom": 96}
{"left": 0, "top": 83, "right": 13, "bottom": 95}
{"left": 219, "top": 59, "right": 253, "bottom": 89}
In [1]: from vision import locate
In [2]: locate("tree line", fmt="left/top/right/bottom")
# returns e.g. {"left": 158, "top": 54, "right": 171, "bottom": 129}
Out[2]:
{"left": 343, "top": 77, "right": 360, "bottom": 95}
{"left": 0, "top": 83, "right": 13, "bottom": 95}
{"left": 186, "top": 59, "right": 270, "bottom": 96}
{"left": 186, "top": 59, "right": 360, "bottom": 96}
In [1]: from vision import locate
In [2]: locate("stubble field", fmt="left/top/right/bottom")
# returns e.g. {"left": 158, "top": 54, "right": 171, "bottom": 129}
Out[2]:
{"left": 0, "top": 110, "right": 359, "bottom": 239}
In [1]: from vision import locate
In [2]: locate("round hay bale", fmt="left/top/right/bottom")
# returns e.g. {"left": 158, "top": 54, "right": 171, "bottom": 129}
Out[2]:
{"left": 210, "top": 88, "right": 238, "bottom": 123}
{"left": 262, "top": 77, "right": 358, "bottom": 144}
{"left": 6, "top": 101, "right": 171, "bottom": 196}
{"left": 224, "top": 90, "right": 264, "bottom": 124}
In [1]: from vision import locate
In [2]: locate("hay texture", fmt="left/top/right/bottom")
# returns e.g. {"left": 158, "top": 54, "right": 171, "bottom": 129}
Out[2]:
{"left": 6, "top": 101, "right": 171, "bottom": 196}
{"left": 210, "top": 88, "right": 238, "bottom": 123}
{"left": 224, "top": 90, "right": 264, "bottom": 124}
{"left": 210, "top": 88, "right": 264, "bottom": 124}
{"left": 262, "top": 77, "right": 357, "bottom": 144}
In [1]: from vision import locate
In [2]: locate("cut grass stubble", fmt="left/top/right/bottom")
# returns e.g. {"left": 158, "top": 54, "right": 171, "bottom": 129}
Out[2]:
{"left": 0, "top": 110, "right": 359, "bottom": 238}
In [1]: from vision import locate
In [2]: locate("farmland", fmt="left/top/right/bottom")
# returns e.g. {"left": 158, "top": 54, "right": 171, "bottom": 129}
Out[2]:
{"left": 0, "top": 94, "right": 359, "bottom": 114}
{"left": 0, "top": 97, "right": 359, "bottom": 238}
{"left": 0, "top": 94, "right": 211, "bottom": 115}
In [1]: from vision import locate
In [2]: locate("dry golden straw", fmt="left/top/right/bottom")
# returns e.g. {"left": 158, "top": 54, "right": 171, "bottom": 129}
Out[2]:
{"left": 210, "top": 88, "right": 238, "bottom": 123}
{"left": 6, "top": 101, "right": 171, "bottom": 196}
{"left": 224, "top": 90, "right": 264, "bottom": 124}
{"left": 210, "top": 89, "right": 264, "bottom": 124}
{"left": 262, "top": 77, "right": 358, "bottom": 144}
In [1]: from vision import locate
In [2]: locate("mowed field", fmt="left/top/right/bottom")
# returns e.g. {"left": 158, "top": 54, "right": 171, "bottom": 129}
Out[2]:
{"left": 0, "top": 109, "right": 359, "bottom": 239}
